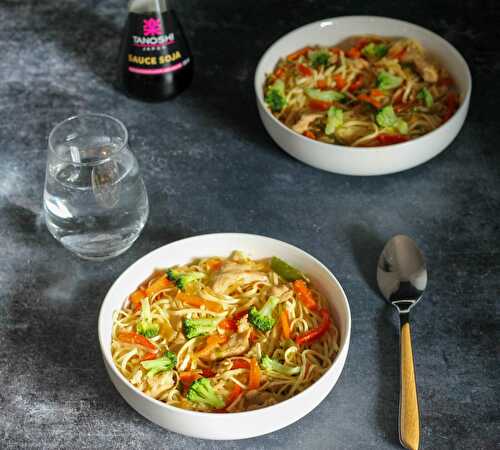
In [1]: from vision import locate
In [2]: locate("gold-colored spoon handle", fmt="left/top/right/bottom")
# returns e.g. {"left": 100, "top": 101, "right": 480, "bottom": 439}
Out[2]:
{"left": 399, "top": 321, "right": 420, "bottom": 450}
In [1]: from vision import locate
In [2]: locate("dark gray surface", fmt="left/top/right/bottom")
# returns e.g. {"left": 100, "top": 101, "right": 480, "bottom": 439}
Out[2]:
{"left": 1, "top": 0, "right": 499, "bottom": 449}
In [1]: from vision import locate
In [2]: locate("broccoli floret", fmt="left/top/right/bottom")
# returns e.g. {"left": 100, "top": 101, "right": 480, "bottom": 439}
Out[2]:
{"left": 140, "top": 351, "right": 177, "bottom": 377}
{"left": 182, "top": 317, "right": 219, "bottom": 339}
{"left": 167, "top": 269, "right": 204, "bottom": 291}
{"left": 376, "top": 106, "right": 408, "bottom": 134}
{"left": 309, "top": 50, "right": 331, "bottom": 68}
{"left": 261, "top": 355, "right": 300, "bottom": 376}
{"left": 362, "top": 42, "right": 388, "bottom": 59}
{"left": 265, "top": 79, "right": 287, "bottom": 112}
{"left": 136, "top": 297, "right": 160, "bottom": 338}
{"left": 186, "top": 377, "right": 225, "bottom": 409}
{"left": 376, "top": 71, "right": 402, "bottom": 90}
{"left": 248, "top": 296, "right": 279, "bottom": 332}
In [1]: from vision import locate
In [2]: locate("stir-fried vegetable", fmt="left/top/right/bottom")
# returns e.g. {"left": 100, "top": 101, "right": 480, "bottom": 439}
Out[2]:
{"left": 376, "top": 106, "right": 408, "bottom": 134}
{"left": 309, "top": 49, "right": 331, "bottom": 68}
{"left": 377, "top": 71, "right": 403, "bottom": 90}
{"left": 187, "top": 377, "right": 225, "bottom": 409}
{"left": 136, "top": 298, "right": 160, "bottom": 338}
{"left": 145, "top": 275, "right": 172, "bottom": 297}
{"left": 265, "top": 79, "right": 287, "bottom": 112}
{"left": 325, "top": 107, "right": 344, "bottom": 135}
{"left": 225, "top": 384, "right": 243, "bottom": 407}
{"left": 140, "top": 351, "right": 177, "bottom": 377}
{"left": 194, "top": 334, "right": 228, "bottom": 359}
{"left": 248, "top": 357, "right": 261, "bottom": 389}
{"left": 293, "top": 279, "right": 318, "bottom": 310}
{"left": 183, "top": 317, "right": 219, "bottom": 339}
{"left": 280, "top": 309, "right": 291, "bottom": 339}
{"left": 248, "top": 296, "right": 280, "bottom": 332}
{"left": 261, "top": 355, "right": 300, "bottom": 376}
{"left": 295, "top": 308, "right": 331, "bottom": 346}
{"left": 271, "top": 256, "right": 305, "bottom": 281}
{"left": 305, "top": 88, "right": 345, "bottom": 103}
{"left": 176, "top": 291, "right": 223, "bottom": 313}
{"left": 117, "top": 331, "right": 156, "bottom": 350}
{"left": 167, "top": 269, "right": 204, "bottom": 291}
{"left": 362, "top": 42, "right": 388, "bottom": 59}
{"left": 418, "top": 87, "right": 434, "bottom": 108}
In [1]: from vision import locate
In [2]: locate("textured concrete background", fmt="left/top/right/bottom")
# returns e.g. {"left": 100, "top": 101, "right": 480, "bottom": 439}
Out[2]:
{"left": 0, "top": 0, "right": 499, "bottom": 449}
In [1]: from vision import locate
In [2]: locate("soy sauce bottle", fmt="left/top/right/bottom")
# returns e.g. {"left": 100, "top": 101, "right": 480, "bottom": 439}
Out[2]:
{"left": 118, "top": 0, "right": 193, "bottom": 101}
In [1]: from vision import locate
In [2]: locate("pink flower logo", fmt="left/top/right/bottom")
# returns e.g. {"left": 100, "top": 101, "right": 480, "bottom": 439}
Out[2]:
{"left": 143, "top": 18, "right": 162, "bottom": 36}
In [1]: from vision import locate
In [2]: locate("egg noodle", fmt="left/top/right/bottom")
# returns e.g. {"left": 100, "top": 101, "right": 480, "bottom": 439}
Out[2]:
{"left": 264, "top": 35, "right": 459, "bottom": 146}
{"left": 112, "top": 251, "right": 339, "bottom": 412}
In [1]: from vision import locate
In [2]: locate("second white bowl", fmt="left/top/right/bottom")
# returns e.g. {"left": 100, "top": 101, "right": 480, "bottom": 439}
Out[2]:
{"left": 255, "top": 16, "right": 472, "bottom": 176}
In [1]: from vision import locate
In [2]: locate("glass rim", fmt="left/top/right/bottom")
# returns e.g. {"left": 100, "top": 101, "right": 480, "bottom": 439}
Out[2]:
{"left": 48, "top": 113, "right": 129, "bottom": 166}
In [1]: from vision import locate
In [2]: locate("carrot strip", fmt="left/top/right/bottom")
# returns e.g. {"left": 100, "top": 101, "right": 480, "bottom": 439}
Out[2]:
{"left": 370, "top": 89, "right": 385, "bottom": 98}
{"left": 274, "top": 67, "right": 285, "bottom": 79}
{"left": 295, "top": 309, "right": 331, "bottom": 346}
{"left": 287, "top": 47, "right": 310, "bottom": 61}
{"left": 293, "top": 280, "right": 318, "bottom": 310}
{"left": 141, "top": 351, "right": 159, "bottom": 361}
{"left": 146, "top": 275, "right": 172, "bottom": 297}
{"left": 248, "top": 358, "right": 260, "bottom": 390}
{"left": 358, "top": 93, "right": 382, "bottom": 109}
{"left": 207, "top": 259, "right": 223, "bottom": 272}
{"left": 303, "top": 130, "right": 316, "bottom": 140}
{"left": 117, "top": 331, "right": 156, "bottom": 351}
{"left": 334, "top": 75, "right": 346, "bottom": 90}
{"left": 346, "top": 47, "right": 361, "bottom": 58}
{"left": 280, "top": 309, "right": 291, "bottom": 339}
{"left": 129, "top": 288, "right": 146, "bottom": 306}
{"left": 316, "top": 79, "right": 328, "bottom": 89}
{"left": 194, "top": 334, "right": 228, "bottom": 359}
{"left": 176, "top": 292, "right": 223, "bottom": 313}
{"left": 179, "top": 371, "right": 201, "bottom": 388}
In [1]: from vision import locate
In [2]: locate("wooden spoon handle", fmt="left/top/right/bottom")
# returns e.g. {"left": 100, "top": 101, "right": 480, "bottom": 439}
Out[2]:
{"left": 399, "top": 320, "right": 420, "bottom": 450}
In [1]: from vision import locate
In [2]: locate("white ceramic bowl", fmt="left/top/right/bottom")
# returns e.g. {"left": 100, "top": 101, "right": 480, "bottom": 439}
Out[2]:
{"left": 98, "top": 233, "right": 351, "bottom": 440}
{"left": 255, "top": 16, "right": 472, "bottom": 176}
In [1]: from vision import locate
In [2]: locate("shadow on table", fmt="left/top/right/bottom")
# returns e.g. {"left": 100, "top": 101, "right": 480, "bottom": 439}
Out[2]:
{"left": 3, "top": 200, "right": 192, "bottom": 416}
{"left": 349, "top": 224, "right": 400, "bottom": 446}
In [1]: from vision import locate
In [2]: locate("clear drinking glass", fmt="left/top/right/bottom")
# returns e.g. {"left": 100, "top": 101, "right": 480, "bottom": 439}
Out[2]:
{"left": 44, "top": 113, "right": 149, "bottom": 260}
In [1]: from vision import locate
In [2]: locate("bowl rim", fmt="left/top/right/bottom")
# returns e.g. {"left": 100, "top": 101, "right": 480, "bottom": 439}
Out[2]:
{"left": 98, "top": 232, "right": 351, "bottom": 418}
{"left": 254, "top": 15, "right": 472, "bottom": 153}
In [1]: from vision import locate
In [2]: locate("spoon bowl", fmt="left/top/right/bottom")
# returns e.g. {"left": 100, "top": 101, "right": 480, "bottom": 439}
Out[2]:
{"left": 377, "top": 234, "right": 427, "bottom": 312}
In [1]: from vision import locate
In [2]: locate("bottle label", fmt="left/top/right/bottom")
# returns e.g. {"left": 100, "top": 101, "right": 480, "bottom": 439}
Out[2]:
{"left": 126, "top": 11, "right": 191, "bottom": 75}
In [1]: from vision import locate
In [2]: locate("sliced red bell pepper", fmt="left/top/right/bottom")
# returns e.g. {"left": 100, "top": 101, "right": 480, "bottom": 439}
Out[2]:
{"left": 376, "top": 134, "right": 410, "bottom": 145}
{"left": 297, "top": 63, "right": 313, "bottom": 77}
{"left": 309, "top": 99, "right": 331, "bottom": 111}
{"left": 295, "top": 308, "right": 331, "bottom": 346}
{"left": 348, "top": 75, "right": 364, "bottom": 93}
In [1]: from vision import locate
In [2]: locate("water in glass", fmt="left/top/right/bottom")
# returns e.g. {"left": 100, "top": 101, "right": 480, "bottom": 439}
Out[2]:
{"left": 44, "top": 114, "right": 149, "bottom": 260}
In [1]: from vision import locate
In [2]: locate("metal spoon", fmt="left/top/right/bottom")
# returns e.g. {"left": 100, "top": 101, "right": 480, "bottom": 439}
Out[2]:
{"left": 377, "top": 234, "right": 427, "bottom": 450}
